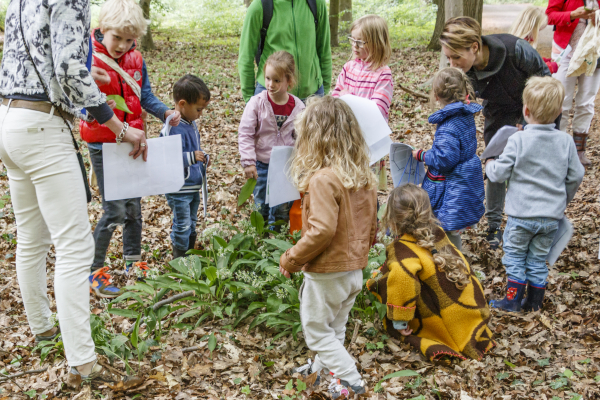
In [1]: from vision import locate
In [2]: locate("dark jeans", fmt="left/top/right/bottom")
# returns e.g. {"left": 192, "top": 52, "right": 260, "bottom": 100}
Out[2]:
{"left": 165, "top": 192, "right": 200, "bottom": 251}
{"left": 254, "top": 161, "right": 293, "bottom": 226}
{"left": 254, "top": 82, "right": 325, "bottom": 103}
{"left": 89, "top": 147, "right": 142, "bottom": 272}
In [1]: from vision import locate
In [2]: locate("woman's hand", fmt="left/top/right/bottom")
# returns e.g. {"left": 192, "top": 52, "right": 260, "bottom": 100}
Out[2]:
{"left": 398, "top": 327, "right": 413, "bottom": 336}
{"left": 244, "top": 165, "right": 258, "bottom": 179}
{"left": 91, "top": 66, "right": 111, "bottom": 86}
{"left": 279, "top": 266, "right": 291, "bottom": 279}
{"left": 165, "top": 110, "right": 181, "bottom": 126}
{"left": 104, "top": 115, "right": 148, "bottom": 161}
{"left": 571, "top": 6, "right": 595, "bottom": 21}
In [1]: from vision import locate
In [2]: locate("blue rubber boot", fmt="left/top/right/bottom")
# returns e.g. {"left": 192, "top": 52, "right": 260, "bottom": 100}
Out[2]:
{"left": 521, "top": 282, "right": 546, "bottom": 312}
{"left": 490, "top": 279, "right": 526, "bottom": 312}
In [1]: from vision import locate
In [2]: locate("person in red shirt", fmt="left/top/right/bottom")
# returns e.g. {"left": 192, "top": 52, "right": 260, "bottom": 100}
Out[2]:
{"left": 547, "top": 0, "right": 600, "bottom": 167}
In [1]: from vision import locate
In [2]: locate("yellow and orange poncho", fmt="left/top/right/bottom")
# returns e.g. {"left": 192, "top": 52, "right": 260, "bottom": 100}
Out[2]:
{"left": 367, "top": 228, "right": 494, "bottom": 361}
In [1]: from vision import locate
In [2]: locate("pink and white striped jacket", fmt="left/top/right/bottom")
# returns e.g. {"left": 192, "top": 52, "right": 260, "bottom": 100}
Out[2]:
{"left": 238, "top": 90, "right": 305, "bottom": 167}
{"left": 331, "top": 59, "right": 394, "bottom": 121}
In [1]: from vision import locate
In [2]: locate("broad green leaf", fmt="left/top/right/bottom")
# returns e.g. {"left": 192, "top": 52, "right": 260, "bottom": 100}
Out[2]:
{"left": 110, "top": 335, "right": 129, "bottom": 350}
{"left": 296, "top": 379, "right": 307, "bottom": 391}
{"left": 131, "top": 313, "right": 142, "bottom": 348}
{"left": 496, "top": 372, "right": 510, "bottom": 380}
{"left": 563, "top": 369, "right": 573, "bottom": 378}
{"left": 234, "top": 377, "right": 242, "bottom": 385}
{"left": 238, "top": 178, "right": 257, "bottom": 206}
{"left": 208, "top": 333, "right": 217, "bottom": 354}
{"left": 408, "top": 396, "right": 426, "bottom": 400}
{"left": 285, "top": 379, "right": 294, "bottom": 391}
{"left": 24, "top": 390, "right": 37, "bottom": 398}
{"left": 377, "top": 202, "right": 387, "bottom": 220}
{"left": 537, "top": 358, "right": 550, "bottom": 367}
{"left": 112, "top": 291, "right": 145, "bottom": 305}
{"left": 263, "top": 239, "right": 294, "bottom": 251}
{"left": 205, "top": 266, "right": 218, "bottom": 282}
{"left": 178, "top": 309, "right": 202, "bottom": 322}
{"left": 108, "top": 307, "right": 140, "bottom": 319}
{"left": 123, "top": 282, "right": 155, "bottom": 295}
{"left": 241, "top": 386, "right": 251, "bottom": 395}
{"left": 376, "top": 369, "right": 420, "bottom": 387}
{"left": 250, "top": 211, "right": 264, "bottom": 234}
{"left": 217, "top": 253, "right": 231, "bottom": 270}
{"left": 106, "top": 94, "right": 133, "bottom": 114}
{"left": 504, "top": 360, "right": 516, "bottom": 368}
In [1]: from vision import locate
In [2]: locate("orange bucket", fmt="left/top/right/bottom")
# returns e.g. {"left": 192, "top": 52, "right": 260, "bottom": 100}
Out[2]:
{"left": 289, "top": 194, "right": 303, "bottom": 234}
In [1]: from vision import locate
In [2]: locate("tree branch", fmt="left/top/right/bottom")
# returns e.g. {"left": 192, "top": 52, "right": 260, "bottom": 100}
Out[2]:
{"left": 398, "top": 84, "right": 430, "bottom": 100}
{"left": 152, "top": 290, "right": 195, "bottom": 311}
{"left": 0, "top": 367, "right": 47, "bottom": 382}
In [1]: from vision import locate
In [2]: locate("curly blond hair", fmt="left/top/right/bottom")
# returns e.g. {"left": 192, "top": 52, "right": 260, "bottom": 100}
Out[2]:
{"left": 382, "top": 184, "right": 471, "bottom": 290}
{"left": 288, "top": 96, "right": 377, "bottom": 192}
{"left": 432, "top": 67, "right": 476, "bottom": 106}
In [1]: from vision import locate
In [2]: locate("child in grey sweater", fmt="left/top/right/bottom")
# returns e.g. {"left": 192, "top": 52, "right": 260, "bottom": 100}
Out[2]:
{"left": 485, "top": 76, "right": 585, "bottom": 313}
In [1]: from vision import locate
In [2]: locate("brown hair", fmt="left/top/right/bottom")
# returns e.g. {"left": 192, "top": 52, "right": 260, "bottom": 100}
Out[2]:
{"left": 350, "top": 15, "right": 392, "bottom": 71}
{"left": 509, "top": 6, "right": 548, "bottom": 49}
{"left": 432, "top": 67, "right": 476, "bottom": 106}
{"left": 263, "top": 51, "right": 297, "bottom": 90}
{"left": 523, "top": 76, "right": 565, "bottom": 124}
{"left": 289, "top": 96, "right": 377, "bottom": 192}
{"left": 440, "top": 17, "right": 482, "bottom": 55}
{"left": 381, "top": 184, "right": 471, "bottom": 290}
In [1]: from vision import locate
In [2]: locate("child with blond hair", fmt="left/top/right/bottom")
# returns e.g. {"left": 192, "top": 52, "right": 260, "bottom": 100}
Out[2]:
{"left": 238, "top": 51, "right": 305, "bottom": 228}
{"left": 486, "top": 77, "right": 584, "bottom": 312}
{"left": 280, "top": 96, "right": 377, "bottom": 398}
{"left": 367, "top": 184, "right": 494, "bottom": 361}
{"left": 412, "top": 67, "right": 485, "bottom": 251}
{"left": 80, "top": 0, "right": 181, "bottom": 298}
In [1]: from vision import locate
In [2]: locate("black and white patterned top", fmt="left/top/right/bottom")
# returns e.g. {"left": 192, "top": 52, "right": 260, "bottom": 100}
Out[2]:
{"left": 0, "top": 0, "right": 106, "bottom": 116}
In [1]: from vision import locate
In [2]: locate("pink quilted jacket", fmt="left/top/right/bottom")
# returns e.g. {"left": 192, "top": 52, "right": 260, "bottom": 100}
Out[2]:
{"left": 238, "top": 91, "right": 305, "bottom": 167}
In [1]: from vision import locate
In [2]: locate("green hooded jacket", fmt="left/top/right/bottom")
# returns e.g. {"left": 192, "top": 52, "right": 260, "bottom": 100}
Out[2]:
{"left": 238, "top": 0, "right": 332, "bottom": 102}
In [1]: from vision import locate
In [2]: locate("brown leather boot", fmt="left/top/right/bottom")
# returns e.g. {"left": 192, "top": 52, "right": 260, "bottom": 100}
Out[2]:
{"left": 573, "top": 132, "right": 591, "bottom": 167}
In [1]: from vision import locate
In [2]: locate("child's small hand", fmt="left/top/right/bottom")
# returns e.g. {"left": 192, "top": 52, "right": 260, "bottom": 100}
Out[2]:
{"left": 165, "top": 110, "right": 181, "bottom": 126}
{"left": 279, "top": 265, "right": 291, "bottom": 279}
{"left": 107, "top": 100, "right": 117, "bottom": 110}
{"left": 244, "top": 165, "right": 258, "bottom": 180}
{"left": 398, "top": 327, "right": 413, "bottom": 336}
{"left": 412, "top": 150, "right": 420, "bottom": 160}
{"left": 195, "top": 151, "right": 206, "bottom": 163}
{"left": 92, "top": 66, "right": 111, "bottom": 86}
{"left": 485, "top": 159, "right": 494, "bottom": 166}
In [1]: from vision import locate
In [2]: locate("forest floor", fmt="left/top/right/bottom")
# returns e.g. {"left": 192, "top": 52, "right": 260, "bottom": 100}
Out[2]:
{"left": 1, "top": 29, "right": 600, "bottom": 400}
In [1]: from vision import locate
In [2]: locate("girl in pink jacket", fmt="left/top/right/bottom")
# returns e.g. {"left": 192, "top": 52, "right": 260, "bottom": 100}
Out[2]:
{"left": 238, "top": 51, "right": 305, "bottom": 228}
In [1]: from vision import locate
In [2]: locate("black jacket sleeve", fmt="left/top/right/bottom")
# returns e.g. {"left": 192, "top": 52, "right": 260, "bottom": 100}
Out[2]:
{"left": 514, "top": 39, "right": 551, "bottom": 78}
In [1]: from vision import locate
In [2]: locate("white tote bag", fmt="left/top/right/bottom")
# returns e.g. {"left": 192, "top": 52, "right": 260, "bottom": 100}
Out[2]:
{"left": 567, "top": 11, "right": 600, "bottom": 77}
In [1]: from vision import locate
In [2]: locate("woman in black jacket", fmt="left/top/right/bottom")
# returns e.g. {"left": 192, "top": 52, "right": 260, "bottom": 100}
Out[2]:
{"left": 438, "top": 17, "right": 554, "bottom": 249}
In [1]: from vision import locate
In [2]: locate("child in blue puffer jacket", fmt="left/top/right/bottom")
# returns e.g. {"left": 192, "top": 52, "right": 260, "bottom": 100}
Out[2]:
{"left": 413, "top": 67, "right": 485, "bottom": 251}
{"left": 161, "top": 75, "right": 211, "bottom": 258}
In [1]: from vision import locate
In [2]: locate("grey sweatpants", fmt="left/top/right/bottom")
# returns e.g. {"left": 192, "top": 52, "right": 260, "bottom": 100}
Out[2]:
{"left": 300, "top": 269, "right": 363, "bottom": 386}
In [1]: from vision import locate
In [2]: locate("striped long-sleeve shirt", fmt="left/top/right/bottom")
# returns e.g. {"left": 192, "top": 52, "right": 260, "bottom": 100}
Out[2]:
{"left": 331, "top": 59, "right": 393, "bottom": 121}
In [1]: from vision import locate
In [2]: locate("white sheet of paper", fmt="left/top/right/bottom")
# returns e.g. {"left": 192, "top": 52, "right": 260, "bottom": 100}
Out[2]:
{"left": 480, "top": 125, "right": 519, "bottom": 160}
{"left": 546, "top": 216, "right": 574, "bottom": 266}
{"left": 266, "top": 146, "right": 300, "bottom": 207}
{"left": 340, "top": 95, "right": 392, "bottom": 165}
{"left": 390, "top": 143, "right": 425, "bottom": 187}
{"left": 103, "top": 136, "right": 185, "bottom": 201}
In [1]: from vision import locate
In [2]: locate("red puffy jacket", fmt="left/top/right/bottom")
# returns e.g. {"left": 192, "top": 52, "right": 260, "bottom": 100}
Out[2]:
{"left": 546, "top": 0, "right": 585, "bottom": 49}
{"left": 80, "top": 29, "right": 144, "bottom": 143}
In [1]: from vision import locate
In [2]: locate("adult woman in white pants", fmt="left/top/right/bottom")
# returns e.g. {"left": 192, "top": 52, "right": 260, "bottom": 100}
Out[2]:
{"left": 547, "top": 0, "right": 600, "bottom": 167}
{"left": 0, "top": 0, "right": 146, "bottom": 386}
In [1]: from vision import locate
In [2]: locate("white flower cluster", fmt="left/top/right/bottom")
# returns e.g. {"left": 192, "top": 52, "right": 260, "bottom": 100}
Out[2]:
{"left": 218, "top": 268, "right": 233, "bottom": 280}
{"left": 274, "top": 286, "right": 287, "bottom": 300}
{"left": 368, "top": 243, "right": 386, "bottom": 258}
{"left": 235, "top": 270, "right": 263, "bottom": 288}
{"left": 257, "top": 245, "right": 270, "bottom": 259}
{"left": 380, "top": 234, "right": 394, "bottom": 246}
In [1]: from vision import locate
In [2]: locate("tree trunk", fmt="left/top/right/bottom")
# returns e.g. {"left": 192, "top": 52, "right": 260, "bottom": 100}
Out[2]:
{"left": 340, "top": 0, "right": 352, "bottom": 35}
{"left": 427, "top": 0, "right": 445, "bottom": 51}
{"left": 330, "top": 0, "right": 340, "bottom": 47}
{"left": 139, "top": 0, "right": 155, "bottom": 51}
{"left": 439, "top": 0, "right": 463, "bottom": 69}
{"left": 427, "top": 0, "right": 482, "bottom": 51}
{"left": 244, "top": 0, "right": 252, "bottom": 7}
{"left": 463, "top": 0, "right": 483, "bottom": 25}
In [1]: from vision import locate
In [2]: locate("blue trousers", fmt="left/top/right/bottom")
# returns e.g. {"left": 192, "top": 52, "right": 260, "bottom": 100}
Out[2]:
{"left": 502, "top": 216, "right": 559, "bottom": 286}
{"left": 254, "top": 161, "right": 292, "bottom": 226}
{"left": 166, "top": 192, "right": 200, "bottom": 251}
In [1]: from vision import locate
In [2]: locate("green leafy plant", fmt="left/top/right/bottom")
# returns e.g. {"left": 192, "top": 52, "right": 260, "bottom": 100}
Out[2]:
{"left": 238, "top": 179, "right": 257, "bottom": 206}
{"left": 374, "top": 369, "right": 420, "bottom": 392}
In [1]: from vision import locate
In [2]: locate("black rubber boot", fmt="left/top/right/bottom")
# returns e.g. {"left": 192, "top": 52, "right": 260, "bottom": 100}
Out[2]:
{"left": 172, "top": 246, "right": 187, "bottom": 259}
{"left": 521, "top": 283, "right": 546, "bottom": 312}
{"left": 188, "top": 232, "right": 197, "bottom": 251}
{"left": 490, "top": 278, "right": 526, "bottom": 312}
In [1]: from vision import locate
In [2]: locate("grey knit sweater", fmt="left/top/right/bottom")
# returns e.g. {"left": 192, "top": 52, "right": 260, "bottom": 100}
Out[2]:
{"left": 0, "top": 0, "right": 105, "bottom": 116}
{"left": 485, "top": 124, "right": 585, "bottom": 220}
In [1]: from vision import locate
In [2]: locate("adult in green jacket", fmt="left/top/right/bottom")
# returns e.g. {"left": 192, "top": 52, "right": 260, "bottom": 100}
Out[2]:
{"left": 238, "top": 0, "right": 332, "bottom": 102}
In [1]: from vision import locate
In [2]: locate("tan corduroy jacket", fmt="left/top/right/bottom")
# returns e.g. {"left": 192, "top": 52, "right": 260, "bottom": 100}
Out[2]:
{"left": 280, "top": 168, "right": 378, "bottom": 274}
